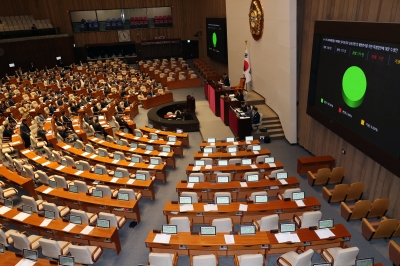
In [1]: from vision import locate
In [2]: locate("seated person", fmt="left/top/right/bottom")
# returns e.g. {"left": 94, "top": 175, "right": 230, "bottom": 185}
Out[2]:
{"left": 175, "top": 110, "right": 183, "bottom": 119}
{"left": 235, "top": 90, "right": 244, "bottom": 101}
{"left": 37, "top": 123, "right": 48, "bottom": 145}
{"left": 37, "top": 112, "right": 45, "bottom": 123}
{"left": 220, "top": 73, "right": 230, "bottom": 86}
{"left": 251, "top": 107, "right": 260, "bottom": 129}
{"left": 93, "top": 118, "right": 107, "bottom": 138}
{"left": 58, "top": 125, "right": 78, "bottom": 143}
{"left": 3, "top": 123, "right": 14, "bottom": 139}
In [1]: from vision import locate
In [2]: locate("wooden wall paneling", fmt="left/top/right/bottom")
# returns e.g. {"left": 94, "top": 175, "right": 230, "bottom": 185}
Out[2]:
{"left": 297, "top": 0, "right": 400, "bottom": 218}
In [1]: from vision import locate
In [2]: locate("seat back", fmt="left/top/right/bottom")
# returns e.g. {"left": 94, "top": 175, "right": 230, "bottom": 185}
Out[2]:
{"left": 42, "top": 202, "right": 61, "bottom": 219}
{"left": 212, "top": 218, "right": 233, "bottom": 233}
{"left": 37, "top": 170, "right": 50, "bottom": 185}
{"left": 216, "top": 172, "right": 231, "bottom": 183}
{"left": 350, "top": 200, "right": 372, "bottom": 220}
{"left": 113, "top": 151, "right": 125, "bottom": 161}
{"left": 331, "top": 184, "right": 349, "bottom": 202}
{"left": 39, "top": 238, "right": 61, "bottom": 259}
{"left": 118, "top": 188, "right": 136, "bottom": 200}
{"left": 76, "top": 160, "right": 91, "bottom": 171}
{"left": 300, "top": 211, "right": 322, "bottom": 228}
{"left": 181, "top": 192, "right": 198, "bottom": 203}
{"left": 238, "top": 254, "right": 264, "bottom": 265}
{"left": 250, "top": 191, "right": 268, "bottom": 203}
{"left": 149, "top": 253, "right": 174, "bottom": 266}
{"left": 74, "top": 140, "right": 85, "bottom": 149}
{"left": 283, "top": 188, "right": 301, "bottom": 199}
{"left": 96, "top": 185, "right": 112, "bottom": 197}
{"left": 43, "top": 146, "right": 53, "bottom": 160}
{"left": 0, "top": 230, "right": 10, "bottom": 247}
{"left": 23, "top": 165, "right": 35, "bottom": 179}
{"left": 21, "top": 195, "right": 39, "bottom": 213}
{"left": 346, "top": 182, "right": 364, "bottom": 202}
{"left": 258, "top": 214, "right": 279, "bottom": 231}
{"left": 131, "top": 154, "right": 143, "bottom": 163}
{"left": 292, "top": 249, "right": 314, "bottom": 266}
{"left": 214, "top": 192, "right": 231, "bottom": 203}
{"left": 98, "top": 148, "right": 108, "bottom": 157}
{"left": 334, "top": 247, "right": 359, "bottom": 265}
{"left": 329, "top": 166, "right": 345, "bottom": 184}
{"left": 99, "top": 212, "right": 118, "bottom": 228}
{"left": 9, "top": 233, "right": 30, "bottom": 250}
{"left": 374, "top": 219, "right": 399, "bottom": 239}
{"left": 85, "top": 144, "right": 95, "bottom": 153}
{"left": 170, "top": 217, "right": 191, "bottom": 232}
{"left": 70, "top": 209, "right": 89, "bottom": 224}
{"left": 52, "top": 151, "right": 62, "bottom": 163}
{"left": 255, "top": 155, "right": 269, "bottom": 164}
{"left": 62, "top": 156, "right": 75, "bottom": 167}
{"left": 136, "top": 170, "right": 151, "bottom": 180}
{"left": 389, "top": 240, "right": 400, "bottom": 266}
{"left": 189, "top": 173, "right": 205, "bottom": 182}
{"left": 269, "top": 169, "right": 286, "bottom": 179}
{"left": 205, "top": 146, "right": 216, "bottom": 153}
{"left": 192, "top": 254, "right": 217, "bottom": 266}
{"left": 74, "top": 180, "right": 90, "bottom": 193}
{"left": 200, "top": 158, "right": 213, "bottom": 165}
{"left": 53, "top": 175, "right": 68, "bottom": 189}
{"left": 68, "top": 245, "right": 95, "bottom": 265}
{"left": 314, "top": 168, "right": 330, "bottom": 185}
{"left": 368, "top": 198, "right": 390, "bottom": 218}
{"left": 115, "top": 167, "right": 129, "bottom": 177}
{"left": 228, "top": 158, "right": 241, "bottom": 165}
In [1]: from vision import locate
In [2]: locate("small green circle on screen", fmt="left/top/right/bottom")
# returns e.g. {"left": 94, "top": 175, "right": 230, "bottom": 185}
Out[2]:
{"left": 342, "top": 66, "right": 367, "bottom": 108}
{"left": 212, "top": 32, "right": 217, "bottom": 47}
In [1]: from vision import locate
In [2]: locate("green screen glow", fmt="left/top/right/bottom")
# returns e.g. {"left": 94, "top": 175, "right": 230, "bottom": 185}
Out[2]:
{"left": 342, "top": 66, "right": 367, "bottom": 108}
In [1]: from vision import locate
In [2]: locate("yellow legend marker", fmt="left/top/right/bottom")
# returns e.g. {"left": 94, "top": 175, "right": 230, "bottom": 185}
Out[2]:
{"left": 361, "top": 120, "right": 365, "bottom": 126}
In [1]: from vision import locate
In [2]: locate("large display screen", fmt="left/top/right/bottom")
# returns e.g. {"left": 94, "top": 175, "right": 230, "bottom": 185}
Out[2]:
{"left": 206, "top": 18, "right": 228, "bottom": 64}
{"left": 307, "top": 21, "right": 400, "bottom": 176}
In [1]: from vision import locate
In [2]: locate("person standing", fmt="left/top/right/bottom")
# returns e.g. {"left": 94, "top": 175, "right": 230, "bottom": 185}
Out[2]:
{"left": 20, "top": 118, "right": 31, "bottom": 148}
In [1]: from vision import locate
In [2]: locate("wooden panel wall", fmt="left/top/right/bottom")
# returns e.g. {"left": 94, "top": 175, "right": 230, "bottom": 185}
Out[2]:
{"left": 298, "top": 0, "right": 400, "bottom": 218}
{"left": 0, "top": 0, "right": 227, "bottom": 73}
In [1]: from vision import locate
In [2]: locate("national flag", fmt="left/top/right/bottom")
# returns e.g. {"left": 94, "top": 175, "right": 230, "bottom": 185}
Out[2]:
{"left": 243, "top": 45, "right": 252, "bottom": 83}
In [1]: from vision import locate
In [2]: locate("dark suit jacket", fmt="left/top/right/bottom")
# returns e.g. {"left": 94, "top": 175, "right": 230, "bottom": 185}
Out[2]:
{"left": 93, "top": 122, "right": 103, "bottom": 132}
{"left": 3, "top": 128, "right": 14, "bottom": 139}
{"left": 223, "top": 76, "right": 230, "bottom": 86}
{"left": 20, "top": 123, "right": 31, "bottom": 139}
{"left": 252, "top": 112, "right": 260, "bottom": 124}
{"left": 236, "top": 92, "right": 244, "bottom": 101}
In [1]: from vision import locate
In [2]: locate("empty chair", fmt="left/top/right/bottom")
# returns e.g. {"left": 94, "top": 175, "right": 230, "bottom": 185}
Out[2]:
{"left": 98, "top": 212, "right": 126, "bottom": 229}
{"left": 389, "top": 240, "right": 400, "bottom": 266}
{"left": 229, "top": 158, "right": 241, "bottom": 165}
{"left": 253, "top": 214, "right": 279, "bottom": 232}
{"left": 94, "top": 164, "right": 107, "bottom": 175}
{"left": 61, "top": 155, "right": 75, "bottom": 167}
{"left": 255, "top": 155, "right": 269, "bottom": 164}
{"left": 39, "top": 238, "right": 71, "bottom": 259}
{"left": 52, "top": 175, "right": 72, "bottom": 189}
{"left": 42, "top": 202, "right": 70, "bottom": 218}
{"left": 131, "top": 154, "right": 143, "bottom": 163}
{"left": 328, "top": 166, "right": 345, "bottom": 184}
{"left": 191, "top": 253, "right": 219, "bottom": 266}
{"left": 345, "top": 182, "right": 364, "bottom": 202}
{"left": 42, "top": 146, "right": 53, "bottom": 160}
{"left": 169, "top": 217, "right": 192, "bottom": 232}
{"left": 367, "top": 198, "right": 390, "bottom": 218}
{"left": 30, "top": 134, "right": 46, "bottom": 150}
{"left": 135, "top": 170, "right": 154, "bottom": 181}
{"left": 73, "top": 180, "right": 94, "bottom": 194}
{"left": 322, "top": 184, "right": 349, "bottom": 203}
{"left": 68, "top": 244, "right": 103, "bottom": 265}
{"left": 340, "top": 200, "right": 372, "bottom": 221}
{"left": 181, "top": 192, "right": 201, "bottom": 203}
{"left": 76, "top": 160, "right": 91, "bottom": 171}
{"left": 248, "top": 191, "right": 268, "bottom": 203}
{"left": 148, "top": 252, "right": 178, "bottom": 266}
{"left": 307, "top": 168, "right": 330, "bottom": 186}
{"left": 268, "top": 169, "right": 286, "bottom": 179}
{"left": 216, "top": 172, "right": 231, "bottom": 182}
{"left": 277, "top": 248, "right": 314, "bottom": 266}
{"left": 0, "top": 186, "right": 18, "bottom": 200}
{"left": 70, "top": 209, "right": 98, "bottom": 225}
{"left": 97, "top": 148, "right": 108, "bottom": 157}
{"left": 37, "top": 170, "right": 52, "bottom": 185}
{"left": 85, "top": 144, "right": 95, "bottom": 153}
{"left": 293, "top": 211, "right": 322, "bottom": 228}
{"left": 95, "top": 184, "right": 118, "bottom": 197}
{"left": 211, "top": 218, "right": 233, "bottom": 233}
{"left": 234, "top": 253, "right": 264, "bottom": 266}
{"left": 74, "top": 140, "right": 85, "bottom": 149}
{"left": 22, "top": 165, "right": 39, "bottom": 182}
{"left": 118, "top": 188, "right": 140, "bottom": 200}
{"left": 200, "top": 158, "right": 213, "bottom": 165}
{"left": 0, "top": 225, "right": 19, "bottom": 247}
{"left": 321, "top": 246, "right": 359, "bottom": 266}
{"left": 361, "top": 217, "right": 398, "bottom": 241}
{"left": 113, "top": 151, "right": 126, "bottom": 161}
{"left": 52, "top": 150, "right": 62, "bottom": 163}
{"left": 114, "top": 167, "right": 129, "bottom": 177}
{"left": 9, "top": 232, "right": 42, "bottom": 251}
{"left": 188, "top": 173, "right": 205, "bottom": 182}
{"left": 21, "top": 195, "right": 44, "bottom": 213}
{"left": 277, "top": 188, "right": 301, "bottom": 200}
{"left": 214, "top": 192, "right": 231, "bottom": 203}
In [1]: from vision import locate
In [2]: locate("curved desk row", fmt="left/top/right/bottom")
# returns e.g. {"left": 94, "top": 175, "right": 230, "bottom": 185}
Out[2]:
{"left": 0, "top": 165, "right": 37, "bottom": 198}
{"left": 22, "top": 150, "right": 156, "bottom": 200}
{"left": 175, "top": 177, "right": 300, "bottom": 201}
{"left": 199, "top": 140, "right": 260, "bottom": 150}
{"left": 163, "top": 197, "right": 321, "bottom": 224}
{"left": 0, "top": 206, "right": 121, "bottom": 254}
{"left": 140, "top": 126, "right": 189, "bottom": 147}
{"left": 193, "top": 149, "right": 271, "bottom": 161}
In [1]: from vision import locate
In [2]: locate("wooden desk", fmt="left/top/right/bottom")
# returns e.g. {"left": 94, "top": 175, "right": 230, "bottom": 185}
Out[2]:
{"left": 193, "top": 149, "right": 270, "bottom": 161}
{"left": 142, "top": 93, "right": 173, "bottom": 110}
{"left": 0, "top": 165, "right": 37, "bottom": 198}
{"left": 35, "top": 186, "right": 141, "bottom": 223}
{"left": 22, "top": 150, "right": 155, "bottom": 200}
{"left": 297, "top": 156, "right": 335, "bottom": 175}
{"left": 57, "top": 143, "right": 167, "bottom": 183}
{"left": 0, "top": 250, "right": 83, "bottom": 265}
{"left": 229, "top": 107, "right": 252, "bottom": 140}
{"left": 116, "top": 131, "right": 184, "bottom": 157}
{"left": 87, "top": 136, "right": 176, "bottom": 168}
{"left": 145, "top": 224, "right": 349, "bottom": 258}
{"left": 220, "top": 98, "right": 241, "bottom": 126}
{"left": 175, "top": 177, "right": 300, "bottom": 201}
{"left": 0, "top": 206, "right": 121, "bottom": 254}
{"left": 140, "top": 126, "right": 190, "bottom": 147}
{"left": 165, "top": 78, "right": 202, "bottom": 90}
{"left": 199, "top": 140, "right": 260, "bottom": 150}
{"left": 163, "top": 197, "right": 321, "bottom": 224}
{"left": 186, "top": 162, "right": 284, "bottom": 181}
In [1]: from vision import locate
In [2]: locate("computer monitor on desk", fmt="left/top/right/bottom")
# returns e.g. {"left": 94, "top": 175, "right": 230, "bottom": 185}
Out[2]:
{"left": 114, "top": 153, "right": 122, "bottom": 160}
{"left": 217, "top": 159, "right": 228, "bottom": 166}
{"left": 276, "top": 172, "right": 288, "bottom": 180}
{"left": 176, "top": 129, "right": 183, "bottom": 134}
{"left": 162, "top": 146, "right": 171, "bottom": 153}
{"left": 319, "top": 219, "right": 334, "bottom": 229}
{"left": 117, "top": 140, "right": 123, "bottom": 146}
{"left": 240, "top": 225, "right": 256, "bottom": 235}
{"left": 69, "top": 215, "right": 82, "bottom": 225}
{"left": 255, "top": 195, "right": 268, "bottom": 203}
{"left": 194, "top": 160, "right": 205, "bottom": 167}
{"left": 130, "top": 143, "right": 138, "bottom": 149}
{"left": 162, "top": 225, "right": 177, "bottom": 234}
{"left": 94, "top": 168, "right": 104, "bottom": 175}
{"left": 59, "top": 255, "right": 75, "bottom": 266}
{"left": 280, "top": 222, "right": 296, "bottom": 233}
{"left": 146, "top": 145, "right": 154, "bottom": 151}
{"left": 246, "top": 174, "right": 259, "bottom": 182}
{"left": 168, "top": 136, "right": 177, "bottom": 142}
{"left": 151, "top": 134, "right": 158, "bottom": 140}
{"left": 179, "top": 196, "right": 192, "bottom": 204}
{"left": 216, "top": 196, "right": 230, "bottom": 204}
{"left": 217, "top": 175, "right": 229, "bottom": 183}
{"left": 200, "top": 226, "right": 216, "bottom": 236}
{"left": 313, "top": 263, "right": 332, "bottom": 266}
{"left": 49, "top": 180, "right": 58, "bottom": 188}
{"left": 92, "top": 189, "right": 103, "bottom": 198}
{"left": 97, "top": 219, "right": 110, "bottom": 229}
{"left": 355, "top": 258, "right": 374, "bottom": 266}
{"left": 136, "top": 173, "right": 146, "bottom": 180}
{"left": 241, "top": 158, "right": 252, "bottom": 165}
{"left": 131, "top": 156, "right": 140, "bottom": 163}
{"left": 188, "top": 175, "right": 200, "bottom": 183}
{"left": 292, "top": 191, "right": 305, "bottom": 201}
{"left": 264, "top": 157, "right": 275, "bottom": 163}
{"left": 69, "top": 185, "right": 78, "bottom": 193}
{"left": 227, "top": 146, "right": 237, "bottom": 153}
{"left": 45, "top": 210, "right": 56, "bottom": 220}
{"left": 23, "top": 249, "right": 38, "bottom": 261}
{"left": 226, "top": 137, "right": 235, "bottom": 142}
{"left": 22, "top": 205, "right": 32, "bottom": 214}
{"left": 118, "top": 192, "right": 129, "bottom": 201}
{"left": 4, "top": 199, "right": 13, "bottom": 208}
{"left": 148, "top": 124, "right": 153, "bottom": 129}
{"left": 245, "top": 136, "right": 253, "bottom": 141}
{"left": 76, "top": 164, "right": 84, "bottom": 171}
{"left": 252, "top": 145, "right": 261, "bottom": 151}
{"left": 203, "top": 147, "right": 213, "bottom": 153}
{"left": 207, "top": 138, "right": 216, "bottom": 143}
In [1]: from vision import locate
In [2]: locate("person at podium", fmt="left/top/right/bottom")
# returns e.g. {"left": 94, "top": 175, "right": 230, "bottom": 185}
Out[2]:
{"left": 220, "top": 73, "right": 230, "bottom": 87}
{"left": 235, "top": 90, "right": 244, "bottom": 101}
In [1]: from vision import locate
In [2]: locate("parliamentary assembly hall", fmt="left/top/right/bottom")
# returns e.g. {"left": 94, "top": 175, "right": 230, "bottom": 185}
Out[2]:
{"left": 0, "top": 0, "right": 399, "bottom": 265}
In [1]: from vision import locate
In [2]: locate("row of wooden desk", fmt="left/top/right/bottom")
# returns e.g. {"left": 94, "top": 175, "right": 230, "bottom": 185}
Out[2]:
{"left": 115, "top": 131, "right": 184, "bottom": 157}
{"left": 163, "top": 197, "right": 321, "bottom": 224}
{"left": 140, "top": 126, "right": 190, "bottom": 147}
{"left": 142, "top": 92, "right": 173, "bottom": 109}
{"left": 176, "top": 177, "right": 300, "bottom": 201}
{"left": 22, "top": 150, "right": 156, "bottom": 200}
{"left": 145, "top": 224, "right": 350, "bottom": 259}
{"left": 0, "top": 251, "right": 83, "bottom": 265}
{"left": 199, "top": 139, "right": 260, "bottom": 149}
{"left": 0, "top": 205, "right": 121, "bottom": 254}
{"left": 193, "top": 149, "right": 270, "bottom": 161}
{"left": 87, "top": 136, "right": 176, "bottom": 168}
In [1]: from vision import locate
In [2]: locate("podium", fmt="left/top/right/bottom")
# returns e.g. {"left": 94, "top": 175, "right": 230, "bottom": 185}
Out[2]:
{"left": 228, "top": 107, "right": 252, "bottom": 140}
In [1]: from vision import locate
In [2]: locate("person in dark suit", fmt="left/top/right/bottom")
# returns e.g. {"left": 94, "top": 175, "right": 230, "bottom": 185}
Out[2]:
{"left": 53, "top": 115, "right": 63, "bottom": 128}
{"left": 20, "top": 118, "right": 31, "bottom": 148}
{"left": 235, "top": 90, "right": 244, "bottom": 101}
{"left": 37, "top": 123, "right": 48, "bottom": 145}
{"left": 7, "top": 113, "right": 17, "bottom": 127}
{"left": 220, "top": 73, "right": 230, "bottom": 86}
{"left": 8, "top": 96, "right": 15, "bottom": 107}
{"left": 251, "top": 107, "right": 260, "bottom": 129}
{"left": 49, "top": 103, "right": 57, "bottom": 115}
{"left": 61, "top": 111, "right": 72, "bottom": 128}
{"left": 36, "top": 112, "right": 45, "bottom": 123}
{"left": 93, "top": 118, "right": 107, "bottom": 138}
{"left": 240, "top": 102, "right": 247, "bottom": 113}
{"left": 3, "top": 123, "right": 14, "bottom": 139}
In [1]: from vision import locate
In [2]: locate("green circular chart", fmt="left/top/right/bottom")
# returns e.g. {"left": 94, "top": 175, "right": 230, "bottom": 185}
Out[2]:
{"left": 342, "top": 66, "right": 367, "bottom": 108}
{"left": 212, "top": 32, "right": 217, "bottom": 48}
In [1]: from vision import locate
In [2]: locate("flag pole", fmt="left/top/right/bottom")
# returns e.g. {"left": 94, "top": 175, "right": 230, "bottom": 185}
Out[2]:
{"left": 245, "top": 40, "right": 248, "bottom": 93}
